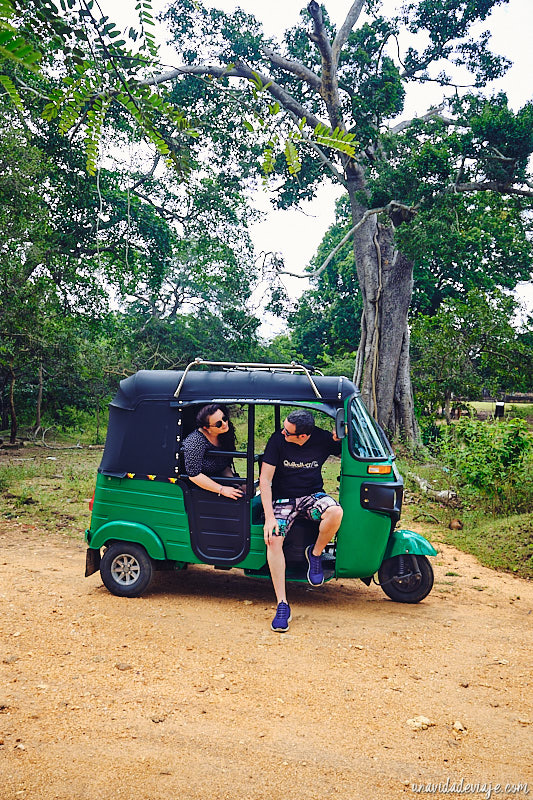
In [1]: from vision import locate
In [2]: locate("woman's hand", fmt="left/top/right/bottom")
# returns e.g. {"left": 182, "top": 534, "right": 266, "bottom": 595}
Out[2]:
{"left": 219, "top": 484, "right": 244, "bottom": 500}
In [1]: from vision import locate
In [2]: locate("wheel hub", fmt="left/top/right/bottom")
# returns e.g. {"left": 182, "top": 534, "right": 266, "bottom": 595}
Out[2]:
{"left": 111, "top": 554, "right": 140, "bottom": 585}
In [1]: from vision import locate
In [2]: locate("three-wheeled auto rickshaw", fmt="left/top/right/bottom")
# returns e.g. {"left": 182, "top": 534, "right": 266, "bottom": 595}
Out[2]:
{"left": 85, "top": 359, "right": 437, "bottom": 602}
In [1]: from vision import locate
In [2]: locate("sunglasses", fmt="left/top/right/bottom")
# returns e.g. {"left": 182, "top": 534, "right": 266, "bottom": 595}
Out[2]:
{"left": 282, "top": 426, "right": 299, "bottom": 437}
{"left": 208, "top": 415, "right": 228, "bottom": 428}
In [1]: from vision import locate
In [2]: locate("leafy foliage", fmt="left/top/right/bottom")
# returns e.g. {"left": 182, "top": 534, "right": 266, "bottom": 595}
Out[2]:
{"left": 436, "top": 417, "right": 533, "bottom": 514}
{"left": 410, "top": 290, "right": 533, "bottom": 419}
{"left": 0, "top": 0, "right": 197, "bottom": 174}
{"left": 0, "top": 39, "right": 261, "bottom": 440}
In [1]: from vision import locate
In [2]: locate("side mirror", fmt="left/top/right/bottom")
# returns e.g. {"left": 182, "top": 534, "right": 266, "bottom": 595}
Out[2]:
{"left": 335, "top": 407, "right": 346, "bottom": 439}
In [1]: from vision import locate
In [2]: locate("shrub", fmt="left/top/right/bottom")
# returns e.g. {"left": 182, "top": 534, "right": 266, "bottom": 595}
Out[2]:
{"left": 436, "top": 417, "right": 533, "bottom": 514}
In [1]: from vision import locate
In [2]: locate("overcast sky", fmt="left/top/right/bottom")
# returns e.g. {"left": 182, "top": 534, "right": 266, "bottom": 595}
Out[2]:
{"left": 99, "top": 0, "right": 533, "bottom": 321}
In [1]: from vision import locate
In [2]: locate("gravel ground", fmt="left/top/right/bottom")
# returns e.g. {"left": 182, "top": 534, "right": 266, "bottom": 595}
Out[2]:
{"left": 1, "top": 520, "right": 532, "bottom": 800}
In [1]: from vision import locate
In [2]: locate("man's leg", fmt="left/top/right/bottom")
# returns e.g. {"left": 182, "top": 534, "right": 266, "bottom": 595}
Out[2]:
{"left": 303, "top": 497, "right": 343, "bottom": 587}
{"left": 266, "top": 534, "right": 287, "bottom": 604}
{"left": 312, "top": 505, "right": 343, "bottom": 556}
{"left": 267, "top": 534, "right": 293, "bottom": 632}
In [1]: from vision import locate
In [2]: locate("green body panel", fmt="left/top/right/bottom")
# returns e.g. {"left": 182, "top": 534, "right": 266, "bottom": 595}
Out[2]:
{"left": 335, "top": 438, "right": 395, "bottom": 578}
{"left": 87, "top": 474, "right": 199, "bottom": 564}
{"left": 87, "top": 520, "right": 166, "bottom": 560}
{"left": 242, "top": 523, "right": 268, "bottom": 569}
{"left": 87, "top": 473, "right": 268, "bottom": 570}
{"left": 383, "top": 529, "right": 438, "bottom": 560}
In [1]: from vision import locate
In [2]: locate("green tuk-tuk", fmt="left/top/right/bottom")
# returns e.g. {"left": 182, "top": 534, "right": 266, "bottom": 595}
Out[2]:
{"left": 85, "top": 359, "right": 437, "bottom": 602}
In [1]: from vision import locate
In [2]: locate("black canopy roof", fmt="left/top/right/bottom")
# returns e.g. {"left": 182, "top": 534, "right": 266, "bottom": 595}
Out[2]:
{"left": 111, "top": 369, "right": 358, "bottom": 411}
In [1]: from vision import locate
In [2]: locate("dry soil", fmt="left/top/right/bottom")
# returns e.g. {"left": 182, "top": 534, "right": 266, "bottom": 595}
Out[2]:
{"left": 0, "top": 520, "right": 532, "bottom": 800}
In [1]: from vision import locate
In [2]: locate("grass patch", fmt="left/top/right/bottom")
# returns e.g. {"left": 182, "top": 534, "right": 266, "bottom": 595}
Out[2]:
{"left": 444, "top": 510, "right": 532, "bottom": 579}
{"left": 469, "top": 401, "right": 533, "bottom": 414}
{"left": 395, "top": 454, "right": 532, "bottom": 579}
{"left": 468, "top": 401, "right": 533, "bottom": 423}
{"left": 0, "top": 446, "right": 101, "bottom": 540}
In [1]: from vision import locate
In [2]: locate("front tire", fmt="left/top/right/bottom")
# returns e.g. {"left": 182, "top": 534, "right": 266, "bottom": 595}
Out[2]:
{"left": 378, "top": 554, "right": 434, "bottom": 603}
{"left": 100, "top": 542, "right": 153, "bottom": 597}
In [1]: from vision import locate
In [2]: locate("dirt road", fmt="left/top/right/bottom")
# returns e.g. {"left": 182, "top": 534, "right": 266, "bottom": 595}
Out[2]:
{"left": 1, "top": 520, "right": 531, "bottom": 800}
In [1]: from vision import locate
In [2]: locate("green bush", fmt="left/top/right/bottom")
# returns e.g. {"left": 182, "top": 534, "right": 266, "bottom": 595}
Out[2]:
{"left": 417, "top": 416, "right": 441, "bottom": 446}
{"left": 436, "top": 417, "right": 533, "bottom": 514}
{"left": 505, "top": 404, "right": 533, "bottom": 421}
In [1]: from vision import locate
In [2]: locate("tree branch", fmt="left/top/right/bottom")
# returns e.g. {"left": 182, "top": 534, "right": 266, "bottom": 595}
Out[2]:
{"left": 277, "top": 201, "right": 417, "bottom": 279}
{"left": 452, "top": 181, "right": 533, "bottom": 199}
{"left": 331, "top": 0, "right": 365, "bottom": 66}
{"left": 307, "top": 1, "right": 333, "bottom": 61}
{"left": 307, "top": 1, "right": 342, "bottom": 131}
{"left": 131, "top": 188, "right": 187, "bottom": 221}
{"left": 140, "top": 63, "right": 326, "bottom": 131}
{"left": 14, "top": 76, "right": 50, "bottom": 100}
{"left": 390, "top": 103, "right": 451, "bottom": 133}
{"left": 262, "top": 47, "right": 321, "bottom": 91}
{"left": 130, "top": 154, "right": 161, "bottom": 190}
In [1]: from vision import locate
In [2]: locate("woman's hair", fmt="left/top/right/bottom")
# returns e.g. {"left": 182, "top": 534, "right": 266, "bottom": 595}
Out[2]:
{"left": 195, "top": 404, "right": 236, "bottom": 449}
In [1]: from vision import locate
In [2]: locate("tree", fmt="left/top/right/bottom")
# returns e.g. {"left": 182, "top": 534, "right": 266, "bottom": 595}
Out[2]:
{"left": 290, "top": 171, "right": 531, "bottom": 371}
{"left": 0, "top": 122, "right": 52, "bottom": 441}
{"left": 286, "top": 196, "right": 361, "bottom": 364}
{"left": 0, "top": 66, "right": 260, "bottom": 439}
{"left": 410, "top": 290, "right": 533, "bottom": 421}
{"left": 159, "top": 0, "right": 533, "bottom": 442}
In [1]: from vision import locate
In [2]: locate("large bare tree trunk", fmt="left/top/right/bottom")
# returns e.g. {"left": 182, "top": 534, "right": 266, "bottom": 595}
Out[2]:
{"left": 348, "top": 178, "right": 419, "bottom": 444}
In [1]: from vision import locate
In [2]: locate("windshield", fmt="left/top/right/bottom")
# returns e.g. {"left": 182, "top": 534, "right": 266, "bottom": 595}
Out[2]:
{"left": 348, "top": 396, "right": 391, "bottom": 460}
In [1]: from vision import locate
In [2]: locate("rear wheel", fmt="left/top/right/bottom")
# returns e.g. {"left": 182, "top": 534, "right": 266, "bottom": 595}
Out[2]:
{"left": 100, "top": 542, "right": 153, "bottom": 597}
{"left": 378, "top": 554, "right": 433, "bottom": 603}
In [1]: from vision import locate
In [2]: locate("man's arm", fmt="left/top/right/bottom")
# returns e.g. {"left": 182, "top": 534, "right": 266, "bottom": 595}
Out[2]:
{"left": 330, "top": 428, "right": 342, "bottom": 455}
{"left": 260, "top": 461, "right": 279, "bottom": 543}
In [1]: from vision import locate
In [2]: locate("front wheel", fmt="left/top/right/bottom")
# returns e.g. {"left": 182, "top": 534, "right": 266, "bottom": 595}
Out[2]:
{"left": 100, "top": 542, "right": 153, "bottom": 597}
{"left": 378, "top": 554, "right": 434, "bottom": 603}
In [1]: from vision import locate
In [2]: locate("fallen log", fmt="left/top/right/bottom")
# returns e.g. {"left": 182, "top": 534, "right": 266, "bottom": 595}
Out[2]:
{"left": 407, "top": 472, "right": 457, "bottom": 503}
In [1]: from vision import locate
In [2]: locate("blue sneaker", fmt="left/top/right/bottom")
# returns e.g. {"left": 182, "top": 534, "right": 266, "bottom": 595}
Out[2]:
{"left": 306, "top": 545, "right": 324, "bottom": 586}
{"left": 271, "top": 601, "right": 292, "bottom": 632}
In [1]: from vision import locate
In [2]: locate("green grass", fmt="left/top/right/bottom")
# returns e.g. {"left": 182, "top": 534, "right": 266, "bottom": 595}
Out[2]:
{"left": 0, "top": 446, "right": 101, "bottom": 540}
{"left": 443, "top": 510, "right": 532, "bottom": 579}
{"left": 468, "top": 401, "right": 533, "bottom": 420}
{"left": 396, "top": 455, "right": 532, "bottom": 579}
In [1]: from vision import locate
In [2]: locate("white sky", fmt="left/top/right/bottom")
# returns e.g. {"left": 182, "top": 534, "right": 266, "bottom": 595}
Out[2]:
{"left": 100, "top": 0, "right": 533, "bottom": 326}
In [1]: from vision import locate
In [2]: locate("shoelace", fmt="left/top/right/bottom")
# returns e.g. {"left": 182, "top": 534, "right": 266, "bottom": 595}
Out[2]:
{"left": 276, "top": 603, "right": 290, "bottom": 618}
{"left": 309, "top": 552, "right": 322, "bottom": 574}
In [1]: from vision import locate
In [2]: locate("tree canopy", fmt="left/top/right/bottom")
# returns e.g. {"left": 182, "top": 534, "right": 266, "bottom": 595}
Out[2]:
{"left": 0, "top": 0, "right": 531, "bottom": 445}
{"left": 0, "top": 1, "right": 265, "bottom": 442}
{"left": 155, "top": 0, "right": 532, "bottom": 442}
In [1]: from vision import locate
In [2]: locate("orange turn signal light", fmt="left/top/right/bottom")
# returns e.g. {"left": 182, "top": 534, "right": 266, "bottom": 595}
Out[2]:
{"left": 367, "top": 464, "right": 392, "bottom": 475}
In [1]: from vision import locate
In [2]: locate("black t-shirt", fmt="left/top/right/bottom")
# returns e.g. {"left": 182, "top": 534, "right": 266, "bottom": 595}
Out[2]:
{"left": 262, "top": 427, "right": 341, "bottom": 499}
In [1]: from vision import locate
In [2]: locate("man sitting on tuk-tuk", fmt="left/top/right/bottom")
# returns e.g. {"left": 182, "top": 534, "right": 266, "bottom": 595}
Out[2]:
{"left": 260, "top": 409, "right": 343, "bottom": 632}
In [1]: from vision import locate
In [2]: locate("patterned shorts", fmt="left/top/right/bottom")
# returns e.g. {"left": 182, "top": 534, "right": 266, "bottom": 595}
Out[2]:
{"left": 271, "top": 492, "right": 340, "bottom": 537}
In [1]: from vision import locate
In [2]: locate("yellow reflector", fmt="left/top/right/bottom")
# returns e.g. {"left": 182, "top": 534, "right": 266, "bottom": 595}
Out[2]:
{"left": 367, "top": 464, "right": 392, "bottom": 475}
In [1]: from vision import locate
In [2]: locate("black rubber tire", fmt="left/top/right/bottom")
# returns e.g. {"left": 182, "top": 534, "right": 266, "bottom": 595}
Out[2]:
{"left": 100, "top": 542, "right": 153, "bottom": 598}
{"left": 378, "top": 554, "right": 434, "bottom": 603}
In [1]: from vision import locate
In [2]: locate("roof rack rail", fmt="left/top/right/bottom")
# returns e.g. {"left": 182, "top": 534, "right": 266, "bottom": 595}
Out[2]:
{"left": 173, "top": 358, "right": 323, "bottom": 400}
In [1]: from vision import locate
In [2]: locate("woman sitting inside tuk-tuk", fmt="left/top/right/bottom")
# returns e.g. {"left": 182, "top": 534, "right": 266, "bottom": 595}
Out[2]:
{"left": 182, "top": 404, "right": 243, "bottom": 500}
